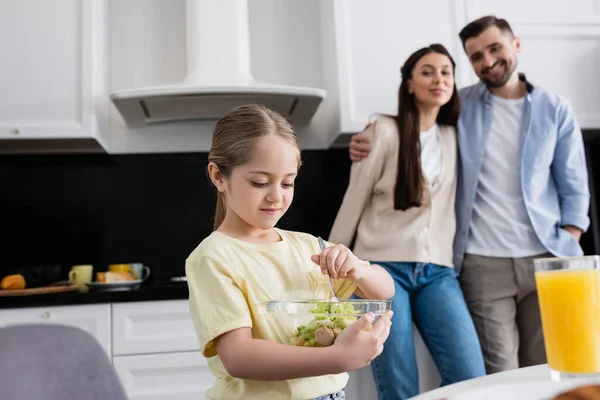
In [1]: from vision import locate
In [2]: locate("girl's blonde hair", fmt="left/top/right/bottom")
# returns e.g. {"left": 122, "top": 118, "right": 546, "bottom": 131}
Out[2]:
{"left": 208, "top": 104, "right": 301, "bottom": 230}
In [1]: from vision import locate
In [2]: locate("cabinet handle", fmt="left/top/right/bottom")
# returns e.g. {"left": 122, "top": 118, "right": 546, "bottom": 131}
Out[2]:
{"left": 12, "top": 127, "right": 21, "bottom": 135}
{"left": 42, "top": 311, "right": 51, "bottom": 320}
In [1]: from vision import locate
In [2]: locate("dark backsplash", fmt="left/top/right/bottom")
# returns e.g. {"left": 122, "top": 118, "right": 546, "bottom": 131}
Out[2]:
{"left": 0, "top": 148, "right": 353, "bottom": 283}
{"left": 2, "top": 131, "right": 599, "bottom": 284}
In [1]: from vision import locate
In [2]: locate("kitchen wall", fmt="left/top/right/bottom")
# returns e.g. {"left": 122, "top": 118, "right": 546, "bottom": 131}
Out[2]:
{"left": 2, "top": 131, "right": 599, "bottom": 282}
{"left": 3, "top": 1, "right": 600, "bottom": 153}
{"left": 2, "top": 0, "right": 600, "bottom": 281}
{"left": 107, "top": 0, "right": 600, "bottom": 151}
{"left": 0, "top": 147, "right": 353, "bottom": 282}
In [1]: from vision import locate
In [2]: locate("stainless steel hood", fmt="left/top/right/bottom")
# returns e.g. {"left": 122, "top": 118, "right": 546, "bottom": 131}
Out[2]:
{"left": 110, "top": 0, "right": 326, "bottom": 128}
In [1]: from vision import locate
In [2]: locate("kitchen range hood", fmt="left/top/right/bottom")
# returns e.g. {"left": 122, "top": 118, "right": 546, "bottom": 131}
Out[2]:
{"left": 111, "top": 0, "right": 326, "bottom": 128}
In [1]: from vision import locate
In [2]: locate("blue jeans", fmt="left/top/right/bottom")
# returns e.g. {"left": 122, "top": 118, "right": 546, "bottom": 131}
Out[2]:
{"left": 370, "top": 262, "right": 485, "bottom": 400}
{"left": 313, "top": 389, "right": 345, "bottom": 400}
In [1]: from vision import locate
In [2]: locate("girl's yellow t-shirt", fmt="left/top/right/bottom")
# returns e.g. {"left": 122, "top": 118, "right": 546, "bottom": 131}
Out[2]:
{"left": 186, "top": 228, "right": 358, "bottom": 400}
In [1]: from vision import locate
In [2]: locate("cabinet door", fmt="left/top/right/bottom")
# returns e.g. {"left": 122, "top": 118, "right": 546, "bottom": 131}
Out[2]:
{"left": 346, "top": 367, "right": 378, "bottom": 400}
{"left": 0, "top": 0, "right": 107, "bottom": 144}
{"left": 112, "top": 300, "right": 200, "bottom": 356}
{"left": 113, "top": 351, "right": 211, "bottom": 400}
{"left": 0, "top": 304, "right": 111, "bottom": 355}
{"left": 345, "top": 325, "right": 440, "bottom": 400}
{"left": 464, "top": 0, "right": 600, "bottom": 128}
{"left": 328, "top": 0, "right": 462, "bottom": 133}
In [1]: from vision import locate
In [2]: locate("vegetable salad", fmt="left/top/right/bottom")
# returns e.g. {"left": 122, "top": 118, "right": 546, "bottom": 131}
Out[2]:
{"left": 290, "top": 302, "right": 359, "bottom": 347}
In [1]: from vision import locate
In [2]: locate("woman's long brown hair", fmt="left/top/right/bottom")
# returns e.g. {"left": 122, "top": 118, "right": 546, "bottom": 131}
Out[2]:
{"left": 393, "top": 44, "right": 460, "bottom": 210}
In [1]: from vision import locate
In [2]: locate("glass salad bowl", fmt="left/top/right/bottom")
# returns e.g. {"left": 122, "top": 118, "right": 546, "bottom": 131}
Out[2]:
{"left": 263, "top": 299, "right": 392, "bottom": 347}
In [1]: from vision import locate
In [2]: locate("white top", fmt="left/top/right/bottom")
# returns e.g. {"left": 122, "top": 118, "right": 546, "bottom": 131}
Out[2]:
{"left": 420, "top": 124, "right": 442, "bottom": 185}
{"left": 466, "top": 95, "right": 547, "bottom": 257}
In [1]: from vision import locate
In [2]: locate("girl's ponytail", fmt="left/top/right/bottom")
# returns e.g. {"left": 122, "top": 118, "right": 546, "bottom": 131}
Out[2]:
{"left": 214, "top": 192, "right": 227, "bottom": 230}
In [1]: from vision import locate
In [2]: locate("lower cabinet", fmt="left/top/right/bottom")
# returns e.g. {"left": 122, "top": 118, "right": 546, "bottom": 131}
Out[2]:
{"left": 111, "top": 300, "right": 212, "bottom": 400}
{"left": 0, "top": 303, "right": 111, "bottom": 356}
{"left": 112, "top": 300, "right": 200, "bottom": 356}
{"left": 113, "top": 351, "right": 212, "bottom": 400}
{"left": 347, "top": 367, "right": 378, "bottom": 400}
{"left": 346, "top": 325, "right": 441, "bottom": 400}
{"left": 0, "top": 300, "right": 440, "bottom": 399}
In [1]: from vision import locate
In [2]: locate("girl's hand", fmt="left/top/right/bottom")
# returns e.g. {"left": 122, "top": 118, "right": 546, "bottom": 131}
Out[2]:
{"left": 311, "top": 244, "right": 363, "bottom": 280}
{"left": 332, "top": 311, "right": 393, "bottom": 371}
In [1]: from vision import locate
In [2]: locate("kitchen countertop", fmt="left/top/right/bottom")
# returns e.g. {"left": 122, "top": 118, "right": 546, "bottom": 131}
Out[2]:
{"left": 0, "top": 282, "right": 189, "bottom": 309}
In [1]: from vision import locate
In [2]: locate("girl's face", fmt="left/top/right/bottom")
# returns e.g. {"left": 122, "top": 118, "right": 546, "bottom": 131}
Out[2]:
{"left": 409, "top": 52, "right": 455, "bottom": 109}
{"left": 217, "top": 134, "right": 300, "bottom": 233}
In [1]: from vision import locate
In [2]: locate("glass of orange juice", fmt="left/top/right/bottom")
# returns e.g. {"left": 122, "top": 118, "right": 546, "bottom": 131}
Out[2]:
{"left": 534, "top": 255, "right": 600, "bottom": 381}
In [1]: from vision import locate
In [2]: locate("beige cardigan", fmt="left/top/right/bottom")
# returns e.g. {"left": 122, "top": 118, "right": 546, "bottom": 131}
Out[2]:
{"left": 329, "top": 116, "right": 457, "bottom": 267}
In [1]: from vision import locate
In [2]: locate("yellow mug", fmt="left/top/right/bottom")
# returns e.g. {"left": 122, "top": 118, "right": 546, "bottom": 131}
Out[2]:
{"left": 69, "top": 265, "right": 93, "bottom": 285}
{"left": 108, "top": 264, "right": 138, "bottom": 279}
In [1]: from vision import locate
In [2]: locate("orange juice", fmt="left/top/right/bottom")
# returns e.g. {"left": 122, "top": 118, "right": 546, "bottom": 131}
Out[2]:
{"left": 535, "top": 269, "right": 600, "bottom": 373}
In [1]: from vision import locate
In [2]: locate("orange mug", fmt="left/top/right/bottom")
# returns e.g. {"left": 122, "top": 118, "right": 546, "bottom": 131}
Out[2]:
{"left": 108, "top": 264, "right": 137, "bottom": 279}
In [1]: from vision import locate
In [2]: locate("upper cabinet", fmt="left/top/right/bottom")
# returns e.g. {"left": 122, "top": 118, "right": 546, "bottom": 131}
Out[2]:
{"left": 0, "top": 304, "right": 112, "bottom": 356}
{"left": 326, "top": 0, "right": 600, "bottom": 133}
{"left": 1, "top": 0, "right": 599, "bottom": 152}
{"left": 0, "top": 0, "right": 108, "bottom": 152}
{"left": 325, "top": 0, "right": 470, "bottom": 134}
{"left": 468, "top": 0, "right": 600, "bottom": 128}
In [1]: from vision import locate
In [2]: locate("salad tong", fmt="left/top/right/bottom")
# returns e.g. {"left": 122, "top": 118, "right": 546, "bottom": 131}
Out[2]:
{"left": 317, "top": 236, "right": 340, "bottom": 302}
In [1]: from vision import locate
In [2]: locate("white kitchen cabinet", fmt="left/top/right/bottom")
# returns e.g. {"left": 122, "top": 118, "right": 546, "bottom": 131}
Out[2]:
{"left": 112, "top": 300, "right": 200, "bottom": 356}
{"left": 325, "top": 0, "right": 465, "bottom": 133}
{"left": 0, "top": 0, "right": 108, "bottom": 150}
{"left": 0, "top": 298, "right": 440, "bottom": 398}
{"left": 0, "top": 303, "right": 111, "bottom": 355}
{"left": 325, "top": 0, "right": 600, "bottom": 133}
{"left": 346, "top": 325, "right": 440, "bottom": 400}
{"left": 463, "top": 0, "right": 600, "bottom": 128}
{"left": 346, "top": 367, "right": 378, "bottom": 400}
{"left": 113, "top": 351, "right": 211, "bottom": 400}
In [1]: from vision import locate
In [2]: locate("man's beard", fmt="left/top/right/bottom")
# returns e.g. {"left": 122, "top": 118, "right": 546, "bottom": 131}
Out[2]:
{"left": 480, "top": 59, "right": 517, "bottom": 88}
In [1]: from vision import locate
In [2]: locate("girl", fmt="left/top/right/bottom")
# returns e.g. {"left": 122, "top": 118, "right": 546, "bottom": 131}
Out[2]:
{"left": 329, "top": 45, "right": 486, "bottom": 399}
{"left": 186, "top": 104, "right": 394, "bottom": 400}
